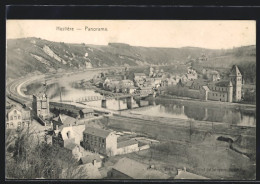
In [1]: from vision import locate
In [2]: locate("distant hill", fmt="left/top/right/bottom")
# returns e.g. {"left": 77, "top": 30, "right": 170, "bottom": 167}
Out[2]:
{"left": 6, "top": 37, "right": 256, "bottom": 81}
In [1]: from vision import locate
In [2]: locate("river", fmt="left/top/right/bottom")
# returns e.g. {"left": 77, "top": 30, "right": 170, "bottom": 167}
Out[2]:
{"left": 43, "top": 70, "right": 255, "bottom": 127}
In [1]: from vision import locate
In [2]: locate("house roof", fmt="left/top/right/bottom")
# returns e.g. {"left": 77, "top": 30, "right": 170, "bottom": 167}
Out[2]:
{"left": 117, "top": 139, "right": 138, "bottom": 149}
{"left": 202, "top": 86, "right": 210, "bottom": 91}
{"left": 112, "top": 157, "right": 170, "bottom": 179}
{"left": 65, "top": 142, "right": 78, "bottom": 151}
{"left": 192, "top": 79, "right": 208, "bottom": 86}
{"left": 83, "top": 127, "right": 112, "bottom": 138}
{"left": 60, "top": 114, "right": 77, "bottom": 124}
{"left": 185, "top": 81, "right": 193, "bottom": 87}
{"left": 80, "top": 154, "right": 101, "bottom": 164}
{"left": 134, "top": 73, "right": 146, "bottom": 76}
{"left": 230, "top": 65, "right": 242, "bottom": 76}
{"left": 175, "top": 170, "right": 208, "bottom": 179}
{"left": 80, "top": 108, "right": 94, "bottom": 114}
{"left": 210, "top": 80, "right": 232, "bottom": 87}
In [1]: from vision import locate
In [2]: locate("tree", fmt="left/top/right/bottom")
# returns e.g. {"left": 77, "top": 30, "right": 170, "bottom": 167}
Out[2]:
{"left": 6, "top": 126, "right": 85, "bottom": 179}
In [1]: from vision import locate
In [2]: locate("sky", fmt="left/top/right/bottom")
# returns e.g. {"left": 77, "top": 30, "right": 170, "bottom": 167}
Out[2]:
{"left": 6, "top": 20, "right": 256, "bottom": 49}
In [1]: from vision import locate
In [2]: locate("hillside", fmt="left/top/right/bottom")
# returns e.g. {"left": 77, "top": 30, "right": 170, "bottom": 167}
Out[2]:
{"left": 6, "top": 37, "right": 256, "bottom": 82}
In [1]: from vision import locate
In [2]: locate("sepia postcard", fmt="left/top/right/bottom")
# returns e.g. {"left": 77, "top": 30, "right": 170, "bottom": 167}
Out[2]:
{"left": 5, "top": 20, "right": 256, "bottom": 180}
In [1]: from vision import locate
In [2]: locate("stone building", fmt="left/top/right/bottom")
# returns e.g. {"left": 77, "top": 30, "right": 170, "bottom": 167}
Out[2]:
{"left": 82, "top": 127, "right": 117, "bottom": 156}
{"left": 32, "top": 93, "right": 49, "bottom": 119}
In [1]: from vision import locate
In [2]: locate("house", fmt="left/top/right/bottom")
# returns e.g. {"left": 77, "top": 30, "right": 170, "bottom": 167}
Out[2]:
{"left": 52, "top": 114, "right": 77, "bottom": 130}
{"left": 107, "top": 157, "right": 170, "bottom": 179}
{"left": 6, "top": 106, "right": 31, "bottom": 129}
{"left": 79, "top": 154, "right": 102, "bottom": 168}
{"left": 64, "top": 142, "right": 84, "bottom": 161}
{"left": 79, "top": 108, "right": 94, "bottom": 119}
{"left": 190, "top": 79, "right": 208, "bottom": 90}
{"left": 127, "top": 86, "right": 137, "bottom": 94}
{"left": 134, "top": 73, "right": 146, "bottom": 80}
{"left": 116, "top": 139, "right": 139, "bottom": 155}
{"left": 82, "top": 127, "right": 117, "bottom": 156}
{"left": 206, "top": 70, "right": 220, "bottom": 81}
{"left": 175, "top": 168, "right": 209, "bottom": 179}
{"left": 138, "top": 86, "right": 153, "bottom": 95}
{"left": 52, "top": 124, "right": 86, "bottom": 147}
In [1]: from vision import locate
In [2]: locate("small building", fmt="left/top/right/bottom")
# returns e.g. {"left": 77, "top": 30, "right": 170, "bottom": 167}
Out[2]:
{"left": 52, "top": 114, "right": 77, "bottom": 130}
{"left": 79, "top": 108, "right": 94, "bottom": 119}
{"left": 116, "top": 140, "right": 139, "bottom": 155}
{"left": 108, "top": 157, "right": 170, "bottom": 179}
{"left": 82, "top": 127, "right": 117, "bottom": 156}
{"left": 52, "top": 125, "right": 86, "bottom": 147}
{"left": 127, "top": 86, "right": 137, "bottom": 94}
{"left": 64, "top": 142, "right": 84, "bottom": 161}
{"left": 79, "top": 154, "right": 102, "bottom": 168}
{"left": 190, "top": 79, "right": 208, "bottom": 90}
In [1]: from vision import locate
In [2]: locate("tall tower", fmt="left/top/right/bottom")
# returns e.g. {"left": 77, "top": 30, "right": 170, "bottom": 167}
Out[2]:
{"left": 229, "top": 65, "right": 242, "bottom": 102}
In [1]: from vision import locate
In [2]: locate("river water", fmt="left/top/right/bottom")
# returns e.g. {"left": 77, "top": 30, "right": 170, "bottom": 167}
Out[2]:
{"left": 47, "top": 71, "right": 256, "bottom": 127}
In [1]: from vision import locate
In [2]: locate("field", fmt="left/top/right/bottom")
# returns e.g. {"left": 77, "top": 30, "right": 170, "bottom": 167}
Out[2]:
{"left": 103, "top": 115, "right": 256, "bottom": 180}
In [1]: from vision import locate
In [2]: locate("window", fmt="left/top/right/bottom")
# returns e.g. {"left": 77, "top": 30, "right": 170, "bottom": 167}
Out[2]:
{"left": 216, "top": 94, "right": 218, "bottom": 97}
{"left": 213, "top": 93, "right": 214, "bottom": 96}
{"left": 10, "top": 116, "right": 13, "bottom": 120}
{"left": 223, "top": 95, "right": 225, "bottom": 97}
{"left": 14, "top": 110, "right": 17, "bottom": 114}
{"left": 18, "top": 122, "right": 21, "bottom": 126}
{"left": 14, "top": 116, "right": 17, "bottom": 120}
{"left": 10, "top": 122, "right": 13, "bottom": 127}
{"left": 18, "top": 115, "right": 21, "bottom": 119}
{"left": 102, "top": 139, "right": 105, "bottom": 143}
{"left": 6, "top": 123, "right": 9, "bottom": 128}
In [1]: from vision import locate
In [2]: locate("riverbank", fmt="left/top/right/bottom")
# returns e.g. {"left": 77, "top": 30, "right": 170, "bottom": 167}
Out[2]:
{"left": 151, "top": 95, "right": 256, "bottom": 110}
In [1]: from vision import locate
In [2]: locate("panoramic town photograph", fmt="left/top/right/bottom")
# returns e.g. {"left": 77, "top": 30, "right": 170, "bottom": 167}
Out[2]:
{"left": 5, "top": 20, "right": 256, "bottom": 180}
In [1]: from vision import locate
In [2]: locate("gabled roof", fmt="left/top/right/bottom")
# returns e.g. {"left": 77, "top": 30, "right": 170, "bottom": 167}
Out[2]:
{"left": 83, "top": 127, "right": 112, "bottom": 138}
{"left": 230, "top": 65, "right": 242, "bottom": 76}
{"left": 202, "top": 86, "right": 210, "bottom": 91}
{"left": 175, "top": 170, "right": 208, "bottom": 179}
{"left": 210, "top": 80, "right": 232, "bottom": 87}
{"left": 54, "top": 114, "right": 77, "bottom": 125}
{"left": 80, "top": 108, "right": 94, "bottom": 114}
{"left": 117, "top": 139, "right": 138, "bottom": 148}
{"left": 112, "top": 157, "right": 170, "bottom": 179}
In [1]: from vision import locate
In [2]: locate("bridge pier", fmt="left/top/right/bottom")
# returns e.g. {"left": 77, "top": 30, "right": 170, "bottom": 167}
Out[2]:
{"left": 126, "top": 96, "right": 134, "bottom": 109}
{"left": 101, "top": 99, "right": 107, "bottom": 108}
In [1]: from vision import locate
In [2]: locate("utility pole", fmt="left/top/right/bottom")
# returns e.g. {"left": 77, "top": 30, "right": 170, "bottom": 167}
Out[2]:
{"left": 59, "top": 87, "right": 62, "bottom": 102}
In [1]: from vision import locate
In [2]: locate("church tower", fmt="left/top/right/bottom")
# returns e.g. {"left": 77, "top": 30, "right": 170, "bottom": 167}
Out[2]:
{"left": 229, "top": 65, "right": 242, "bottom": 102}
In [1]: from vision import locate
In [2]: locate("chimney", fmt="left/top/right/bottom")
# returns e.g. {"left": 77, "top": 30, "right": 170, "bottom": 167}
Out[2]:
{"left": 92, "top": 159, "right": 96, "bottom": 166}
{"left": 149, "top": 164, "right": 155, "bottom": 169}
{"left": 183, "top": 167, "right": 186, "bottom": 172}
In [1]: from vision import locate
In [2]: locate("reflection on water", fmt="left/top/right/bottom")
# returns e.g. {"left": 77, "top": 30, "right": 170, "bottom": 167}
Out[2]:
{"left": 48, "top": 78, "right": 255, "bottom": 127}
{"left": 135, "top": 102, "right": 256, "bottom": 127}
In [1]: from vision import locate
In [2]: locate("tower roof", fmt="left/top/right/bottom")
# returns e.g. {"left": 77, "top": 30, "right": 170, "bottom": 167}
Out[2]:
{"left": 230, "top": 65, "right": 241, "bottom": 76}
